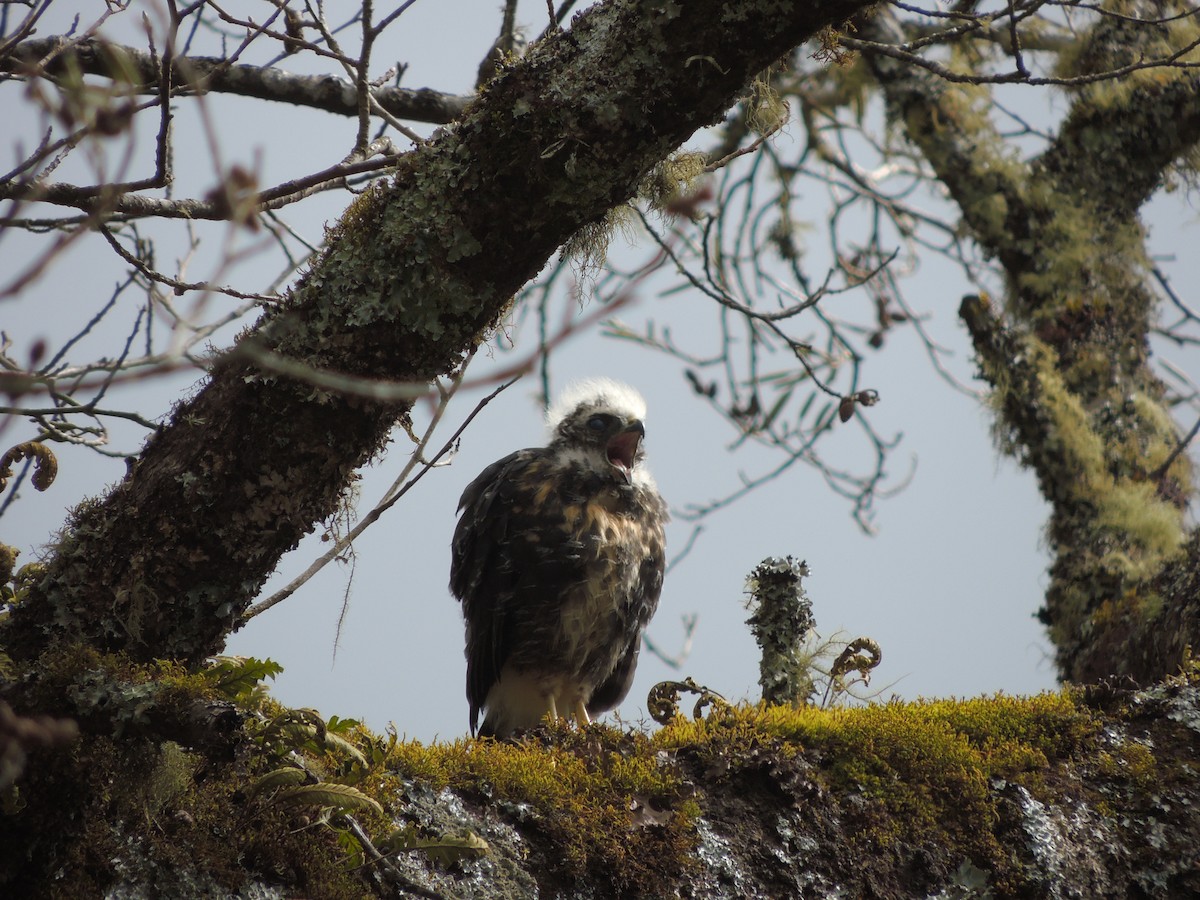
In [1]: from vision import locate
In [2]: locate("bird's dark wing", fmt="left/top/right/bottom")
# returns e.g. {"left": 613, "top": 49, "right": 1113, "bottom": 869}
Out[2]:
{"left": 449, "top": 449, "right": 535, "bottom": 603}
{"left": 450, "top": 449, "right": 533, "bottom": 734}
{"left": 450, "top": 447, "right": 583, "bottom": 734}
{"left": 586, "top": 638, "right": 640, "bottom": 716}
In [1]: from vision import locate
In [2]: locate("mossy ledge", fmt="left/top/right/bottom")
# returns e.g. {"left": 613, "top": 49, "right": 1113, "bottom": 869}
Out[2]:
{"left": 3, "top": 653, "right": 1199, "bottom": 898}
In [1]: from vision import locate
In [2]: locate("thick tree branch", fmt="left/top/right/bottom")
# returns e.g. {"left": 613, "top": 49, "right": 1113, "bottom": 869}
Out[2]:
{"left": 863, "top": 5, "right": 1200, "bottom": 684}
{"left": 1032, "top": 17, "right": 1200, "bottom": 219}
{"left": 5, "top": 0, "right": 872, "bottom": 665}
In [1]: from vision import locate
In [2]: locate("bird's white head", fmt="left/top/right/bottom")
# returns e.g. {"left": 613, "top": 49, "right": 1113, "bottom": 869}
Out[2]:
{"left": 546, "top": 378, "right": 654, "bottom": 487}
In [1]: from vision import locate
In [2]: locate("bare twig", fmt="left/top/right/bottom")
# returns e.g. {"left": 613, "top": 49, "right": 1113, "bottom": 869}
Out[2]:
{"left": 642, "top": 614, "right": 698, "bottom": 670}
{"left": 242, "top": 364, "right": 517, "bottom": 622}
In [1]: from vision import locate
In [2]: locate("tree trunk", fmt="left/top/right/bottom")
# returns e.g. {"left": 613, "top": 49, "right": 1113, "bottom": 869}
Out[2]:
{"left": 860, "top": 5, "right": 1200, "bottom": 685}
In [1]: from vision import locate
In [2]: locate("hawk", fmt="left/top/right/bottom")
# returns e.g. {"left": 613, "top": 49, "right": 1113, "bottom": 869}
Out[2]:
{"left": 450, "top": 378, "right": 668, "bottom": 738}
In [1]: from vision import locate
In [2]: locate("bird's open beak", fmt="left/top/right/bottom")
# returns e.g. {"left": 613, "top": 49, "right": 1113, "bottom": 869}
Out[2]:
{"left": 606, "top": 421, "right": 644, "bottom": 483}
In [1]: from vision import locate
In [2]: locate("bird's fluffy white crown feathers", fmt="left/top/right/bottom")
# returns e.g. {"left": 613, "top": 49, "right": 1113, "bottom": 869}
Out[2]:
{"left": 545, "top": 378, "right": 648, "bottom": 433}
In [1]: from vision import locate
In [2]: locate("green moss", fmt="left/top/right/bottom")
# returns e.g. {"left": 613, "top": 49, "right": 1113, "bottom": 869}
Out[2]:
{"left": 656, "top": 691, "right": 1100, "bottom": 890}
{"left": 6, "top": 642, "right": 1174, "bottom": 898}
{"left": 1087, "top": 587, "right": 1168, "bottom": 639}
{"left": 3, "top": 643, "right": 705, "bottom": 895}
{"left": 0, "top": 543, "right": 17, "bottom": 588}
{"left": 1017, "top": 339, "right": 1184, "bottom": 566}
{"left": 1096, "top": 740, "right": 1158, "bottom": 791}
{"left": 376, "top": 719, "right": 699, "bottom": 892}
{"left": 659, "top": 691, "right": 1097, "bottom": 779}
{"left": 1015, "top": 185, "right": 1147, "bottom": 311}
{"left": 900, "top": 79, "right": 1027, "bottom": 255}
{"left": 1054, "top": 6, "right": 1200, "bottom": 110}
{"left": 0, "top": 648, "right": 379, "bottom": 897}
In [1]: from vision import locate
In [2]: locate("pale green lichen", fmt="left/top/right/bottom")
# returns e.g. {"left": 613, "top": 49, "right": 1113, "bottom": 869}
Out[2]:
{"left": 561, "top": 204, "right": 639, "bottom": 275}
{"left": 1015, "top": 184, "right": 1148, "bottom": 312}
{"left": 1023, "top": 338, "right": 1185, "bottom": 566}
{"left": 746, "top": 75, "right": 788, "bottom": 135}
{"left": 901, "top": 80, "right": 1028, "bottom": 255}
{"left": 1053, "top": 3, "right": 1200, "bottom": 110}
{"left": 268, "top": 132, "right": 499, "bottom": 360}
{"left": 563, "top": 148, "right": 709, "bottom": 274}
{"left": 639, "top": 150, "right": 707, "bottom": 211}
{"left": 744, "top": 556, "right": 816, "bottom": 706}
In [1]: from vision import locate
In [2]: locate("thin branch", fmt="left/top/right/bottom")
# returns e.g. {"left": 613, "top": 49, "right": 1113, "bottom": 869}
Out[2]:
{"left": 242, "top": 367, "right": 517, "bottom": 622}
{"left": 1149, "top": 415, "right": 1200, "bottom": 485}
{"left": 340, "top": 814, "right": 451, "bottom": 900}
{"left": 97, "top": 224, "right": 277, "bottom": 302}
{"left": 665, "top": 523, "right": 705, "bottom": 575}
{"left": 0, "top": 403, "right": 158, "bottom": 429}
{"left": 838, "top": 30, "right": 1200, "bottom": 87}
{"left": 1, "top": 37, "right": 471, "bottom": 122}
{"left": 0, "top": 153, "right": 401, "bottom": 219}
{"left": 642, "top": 614, "right": 698, "bottom": 670}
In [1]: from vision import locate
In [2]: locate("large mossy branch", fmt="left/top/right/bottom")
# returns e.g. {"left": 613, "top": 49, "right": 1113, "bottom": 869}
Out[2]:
{"left": 1019, "top": 5, "right": 1200, "bottom": 327}
{"left": 982, "top": 8, "right": 1199, "bottom": 684}
{"left": 1036, "top": 76, "right": 1200, "bottom": 224}
{"left": 1035, "top": 1, "right": 1200, "bottom": 220}
{"left": 960, "top": 296, "right": 1185, "bottom": 565}
{"left": 8, "top": 673, "right": 1200, "bottom": 897}
{"left": 862, "top": 6, "right": 1199, "bottom": 684}
{"left": 861, "top": 5, "right": 1200, "bottom": 323}
{"left": 961, "top": 283, "right": 1194, "bottom": 683}
{"left": 5, "top": 0, "right": 873, "bottom": 665}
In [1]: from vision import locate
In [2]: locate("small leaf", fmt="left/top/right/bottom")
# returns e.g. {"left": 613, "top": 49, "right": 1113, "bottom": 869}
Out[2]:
{"left": 323, "top": 730, "right": 368, "bottom": 769}
{"left": 838, "top": 396, "right": 856, "bottom": 423}
{"left": 264, "top": 708, "right": 327, "bottom": 750}
{"left": 378, "top": 824, "right": 420, "bottom": 855}
{"left": 205, "top": 656, "right": 283, "bottom": 701}
{"left": 759, "top": 387, "right": 793, "bottom": 431}
{"left": 540, "top": 138, "right": 567, "bottom": 159}
{"left": 420, "top": 831, "right": 490, "bottom": 866}
{"left": 246, "top": 766, "right": 308, "bottom": 799}
{"left": 326, "top": 715, "right": 361, "bottom": 734}
{"left": 273, "top": 783, "right": 383, "bottom": 816}
{"left": 382, "top": 826, "right": 490, "bottom": 866}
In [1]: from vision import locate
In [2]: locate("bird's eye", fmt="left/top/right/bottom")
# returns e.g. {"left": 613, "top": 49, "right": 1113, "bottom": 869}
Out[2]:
{"left": 586, "top": 415, "right": 609, "bottom": 431}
